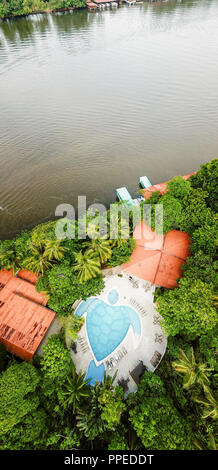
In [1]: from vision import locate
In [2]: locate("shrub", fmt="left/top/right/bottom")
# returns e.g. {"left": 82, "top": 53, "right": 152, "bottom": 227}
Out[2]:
{"left": 190, "top": 159, "right": 218, "bottom": 212}
{"left": 128, "top": 373, "right": 194, "bottom": 450}
{"left": 37, "top": 263, "right": 105, "bottom": 317}
{"left": 40, "top": 335, "right": 72, "bottom": 382}
{"left": 155, "top": 277, "right": 217, "bottom": 339}
{"left": 0, "top": 362, "right": 40, "bottom": 436}
{"left": 108, "top": 238, "right": 136, "bottom": 267}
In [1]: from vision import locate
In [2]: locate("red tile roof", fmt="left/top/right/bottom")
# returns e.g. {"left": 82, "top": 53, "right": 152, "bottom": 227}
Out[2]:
{"left": 123, "top": 221, "right": 190, "bottom": 288}
{"left": 17, "top": 269, "right": 39, "bottom": 284}
{"left": 0, "top": 269, "right": 54, "bottom": 361}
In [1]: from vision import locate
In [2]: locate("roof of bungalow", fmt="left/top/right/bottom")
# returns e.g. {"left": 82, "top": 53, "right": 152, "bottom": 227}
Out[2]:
{"left": 141, "top": 172, "right": 196, "bottom": 200}
{"left": 0, "top": 269, "right": 55, "bottom": 361}
{"left": 122, "top": 221, "right": 190, "bottom": 288}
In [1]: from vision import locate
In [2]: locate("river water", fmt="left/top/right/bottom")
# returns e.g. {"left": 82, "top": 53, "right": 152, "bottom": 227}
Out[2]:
{"left": 0, "top": 0, "right": 218, "bottom": 239}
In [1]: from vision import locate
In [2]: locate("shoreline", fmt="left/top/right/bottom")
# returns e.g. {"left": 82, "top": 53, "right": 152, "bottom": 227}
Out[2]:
{"left": 0, "top": 169, "right": 197, "bottom": 242}
{"left": 0, "top": 0, "right": 134, "bottom": 21}
{"left": 0, "top": 1, "right": 125, "bottom": 21}
{"left": 0, "top": 7, "right": 83, "bottom": 22}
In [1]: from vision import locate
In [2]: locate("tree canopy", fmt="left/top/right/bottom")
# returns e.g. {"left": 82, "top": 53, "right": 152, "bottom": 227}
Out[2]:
{"left": 0, "top": 362, "right": 40, "bottom": 436}
{"left": 0, "top": 0, "right": 86, "bottom": 19}
{"left": 156, "top": 277, "right": 217, "bottom": 339}
{"left": 128, "top": 373, "right": 194, "bottom": 450}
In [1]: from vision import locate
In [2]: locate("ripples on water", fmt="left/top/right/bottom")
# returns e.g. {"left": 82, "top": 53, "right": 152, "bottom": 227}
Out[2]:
{"left": 0, "top": 0, "right": 218, "bottom": 238}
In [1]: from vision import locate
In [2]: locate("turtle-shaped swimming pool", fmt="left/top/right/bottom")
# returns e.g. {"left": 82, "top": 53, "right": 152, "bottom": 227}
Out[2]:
{"left": 75, "top": 289, "right": 141, "bottom": 385}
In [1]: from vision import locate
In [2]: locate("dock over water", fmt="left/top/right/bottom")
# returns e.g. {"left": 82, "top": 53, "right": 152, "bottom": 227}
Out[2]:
{"left": 86, "top": 0, "right": 120, "bottom": 9}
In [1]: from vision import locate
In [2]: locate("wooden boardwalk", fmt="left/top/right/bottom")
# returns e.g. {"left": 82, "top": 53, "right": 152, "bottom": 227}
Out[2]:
{"left": 86, "top": 0, "right": 119, "bottom": 9}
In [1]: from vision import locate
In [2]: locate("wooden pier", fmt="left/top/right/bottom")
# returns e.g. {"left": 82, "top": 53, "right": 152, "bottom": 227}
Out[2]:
{"left": 123, "top": 0, "right": 136, "bottom": 4}
{"left": 86, "top": 1, "right": 98, "bottom": 9}
{"left": 86, "top": 0, "right": 120, "bottom": 10}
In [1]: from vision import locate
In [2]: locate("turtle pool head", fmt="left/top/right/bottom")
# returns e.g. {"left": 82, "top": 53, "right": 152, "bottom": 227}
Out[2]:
{"left": 107, "top": 289, "right": 119, "bottom": 305}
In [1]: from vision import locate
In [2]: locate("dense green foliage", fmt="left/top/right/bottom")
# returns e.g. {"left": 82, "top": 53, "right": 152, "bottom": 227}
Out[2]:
{"left": 0, "top": 361, "right": 48, "bottom": 449}
{"left": 156, "top": 336, "right": 217, "bottom": 451}
{"left": 98, "top": 374, "right": 126, "bottom": 430}
{"left": 108, "top": 238, "right": 136, "bottom": 267}
{"left": 36, "top": 263, "right": 105, "bottom": 316}
{"left": 156, "top": 277, "right": 217, "bottom": 339}
{"left": 146, "top": 159, "right": 218, "bottom": 450}
{"left": 0, "top": 362, "right": 40, "bottom": 435}
{"left": 0, "top": 0, "right": 86, "bottom": 19}
{"left": 0, "top": 343, "right": 130, "bottom": 450}
{"left": 40, "top": 335, "right": 72, "bottom": 382}
{"left": 58, "top": 366, "right": 91, "bottom": 413}
{"left": 128, "top": 373, "right": 194, "bottom": 450}
{"left": 149, "top": 160, "right": 217, "bottom": 340}
{"left": 0, "top": 159, "right": 217, "bottom": 450}
{"left": 189, "top": 158, "right": 218, "bottom": 212}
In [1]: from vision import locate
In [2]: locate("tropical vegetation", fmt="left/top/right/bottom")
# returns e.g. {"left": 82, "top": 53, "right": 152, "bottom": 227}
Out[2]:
{"left": 0, "top": 0, "right": 86, "bottom": 19}
{"left": 0, "top": 158, "right": 217, "bottom": 450}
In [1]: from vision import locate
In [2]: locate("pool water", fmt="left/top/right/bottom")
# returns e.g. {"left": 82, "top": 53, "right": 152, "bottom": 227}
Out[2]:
{"left": 75, "top": 290, "right": 141, "bottom": 363}
{"left": 108, "top": 289, "right": 119, "bottom": 304}
{"left": 85, "top": 360, "right": 105, "bottom": 386}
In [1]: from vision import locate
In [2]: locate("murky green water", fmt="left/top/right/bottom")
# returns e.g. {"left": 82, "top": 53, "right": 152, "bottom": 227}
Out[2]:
{"left": 0, "top": 0, "right": 218, "bottom": 239}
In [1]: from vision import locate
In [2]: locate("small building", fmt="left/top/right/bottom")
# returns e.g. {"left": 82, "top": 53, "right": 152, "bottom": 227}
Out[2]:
{"left": 0, "top": 269, "right": 56, "bottom": 361}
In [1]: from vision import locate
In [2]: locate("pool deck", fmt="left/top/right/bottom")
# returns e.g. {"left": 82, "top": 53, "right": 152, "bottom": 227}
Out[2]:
{"left": 71, "top": 273, "right": 167, "bottom": 396}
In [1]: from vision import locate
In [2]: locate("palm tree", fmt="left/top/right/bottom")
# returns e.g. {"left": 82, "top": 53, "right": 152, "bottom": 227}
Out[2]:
{"left": 108, "top": 214, "right": 130, "bottom": 247}
{"left": 24, "top": 236, "right": 66, "bottom": 275}
{"left": 193, "top": 386, "right": 218, "bottom": 420}
{"left": 208, "top": 432, "right": 217, "bottom": 450}
{"left": 85, "top": 239, "right": 112, "bottom": 265}
{"left": 43, "top": 239, "right": 66, "bottom": 261}
{"left": 0, "top": 242, "right": 18, "bottom": 274}
{"left": 31, "top": 221, "right": 56, "bottom": 241}
{"left": 86, "top": 221, "right": 100, "bottom": 240}
{"left": 102, "top": 370, "right": 117, "bottom": 390}
{"left": 60, "top": 366, "right": 90, "bottom": 413}
{"left": 86, "top": 211, "right": 108, "bottom": 240}
{"left": 24, "top": 245, "right": 53, "bottom": 275}
{"left": 172, "top": 348, "right": 211, "bottom": 390}
{"left": 193, "top": 432, "right": 217, "bottom": 450}
{"left": 73, "top": 251, "right": 101, "bottom": 283}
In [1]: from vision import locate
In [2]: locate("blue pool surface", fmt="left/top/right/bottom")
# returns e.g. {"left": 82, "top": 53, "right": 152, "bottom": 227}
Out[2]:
{"left": 76, "top": 289, "right": 141, "bottom": 364}
{"left": 108, "top": 289, "right": 119, "bottom": 305}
